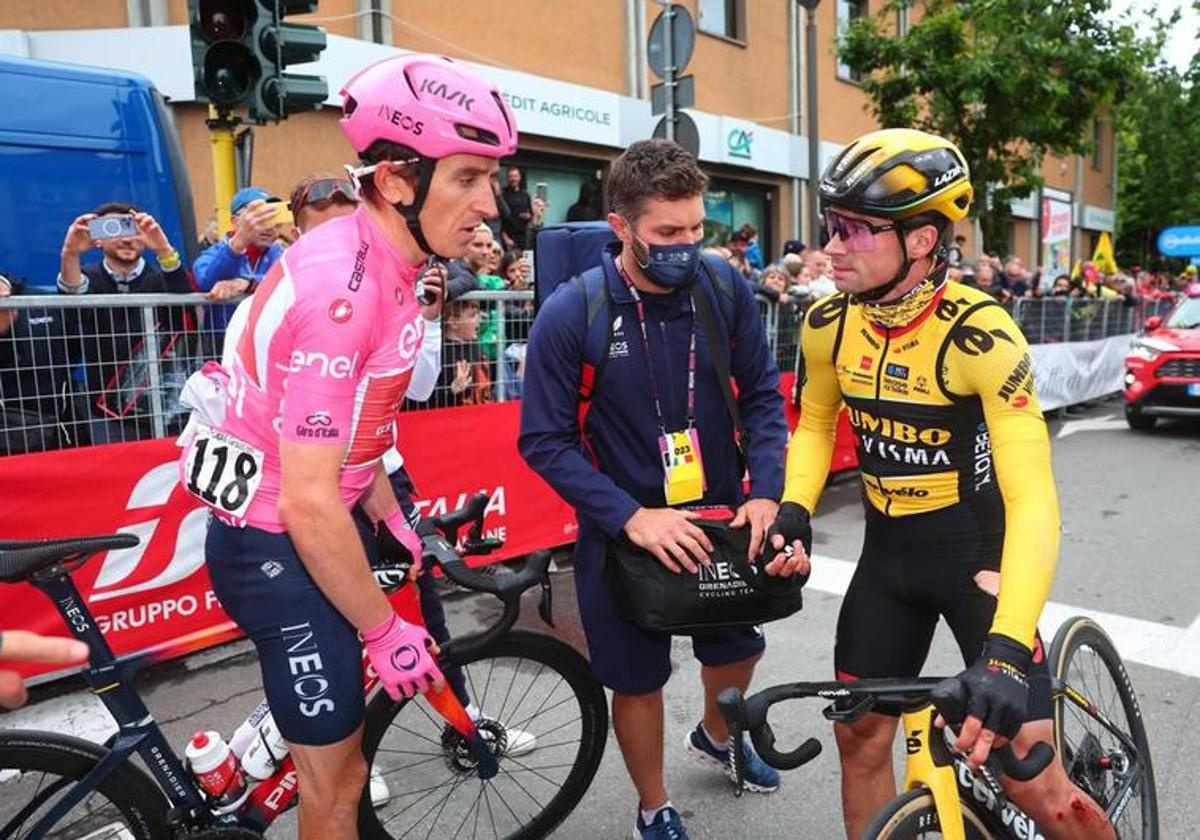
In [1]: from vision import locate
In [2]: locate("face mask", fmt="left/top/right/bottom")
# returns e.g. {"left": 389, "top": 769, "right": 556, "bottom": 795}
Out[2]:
{"left": 629, "top": 229, "right": 701, "bottom": 289}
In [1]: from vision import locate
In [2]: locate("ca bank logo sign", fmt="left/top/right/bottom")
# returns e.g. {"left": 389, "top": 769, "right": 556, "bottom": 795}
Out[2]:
{"left": 727, "top": 128, "right": 754, "bottom": 160}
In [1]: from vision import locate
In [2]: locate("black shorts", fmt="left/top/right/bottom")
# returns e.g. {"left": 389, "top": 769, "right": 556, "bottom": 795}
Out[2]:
{"left": 834, "top": 503, "right": 1052, "bottom": 720}
{"left": 206, "top": 518, "right": 368, "bottom": 746}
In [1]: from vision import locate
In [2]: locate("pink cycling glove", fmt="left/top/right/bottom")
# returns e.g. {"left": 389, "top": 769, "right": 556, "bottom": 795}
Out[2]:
{"left": 363, "top": 614, "right": 443, "bottom": 700}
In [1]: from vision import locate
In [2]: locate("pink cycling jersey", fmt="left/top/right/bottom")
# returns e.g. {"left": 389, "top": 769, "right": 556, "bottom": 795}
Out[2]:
{"left": 213, "top": 206, "right": 424, "bottom": 532}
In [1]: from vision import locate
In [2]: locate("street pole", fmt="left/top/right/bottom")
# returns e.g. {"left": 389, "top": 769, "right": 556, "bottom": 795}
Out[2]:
{"left": 207, "top": 105, "right": 240, "bottom": 233}
{"left": 805, "top": 3, "right": 821, "bottom": 247}
{"left": 663, "top": 1, "right": 676, "bottom": 141}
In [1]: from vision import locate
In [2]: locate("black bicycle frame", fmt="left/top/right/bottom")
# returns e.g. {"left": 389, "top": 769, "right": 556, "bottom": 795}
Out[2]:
{"left": 21, "top": 573, "right": 233, "bottom": 834}
{"left": 1053, "top": 677, "right": 1146, "bottom": 826}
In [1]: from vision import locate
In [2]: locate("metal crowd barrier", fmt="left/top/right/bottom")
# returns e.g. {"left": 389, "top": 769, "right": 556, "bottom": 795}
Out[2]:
{"left": 1006, "top": 296, "right": 1176, "bottom": 345}
{"left": 0, "top": 288, "right": 1181, "bottom": 457}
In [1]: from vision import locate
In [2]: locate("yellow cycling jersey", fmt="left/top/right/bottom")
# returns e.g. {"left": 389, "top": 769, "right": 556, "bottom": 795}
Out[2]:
{"left": 783, "top": 280, "right": 1060, "bottom": 649}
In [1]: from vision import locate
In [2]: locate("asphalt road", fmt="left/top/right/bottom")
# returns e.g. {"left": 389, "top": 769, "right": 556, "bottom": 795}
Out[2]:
{"left": 5, "top": 397, "right": 1198, "bottom": 839}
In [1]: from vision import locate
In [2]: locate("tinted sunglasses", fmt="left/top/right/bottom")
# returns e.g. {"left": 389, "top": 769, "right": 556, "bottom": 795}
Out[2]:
{"left": 290, "top": 178, "right": 359, "bottom": 213}
{"left": 819, "top": 210, "right": 900, "bottom": 253}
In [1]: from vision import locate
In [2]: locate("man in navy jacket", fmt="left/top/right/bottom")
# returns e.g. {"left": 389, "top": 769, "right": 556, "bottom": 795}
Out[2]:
{"left": 520, "top": 140, "right": 801, "bottom": 840}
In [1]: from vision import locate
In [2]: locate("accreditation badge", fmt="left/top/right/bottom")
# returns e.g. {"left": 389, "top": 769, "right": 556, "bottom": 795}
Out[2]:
{"left": 659, "top": 428, "right": 706, "bottom": 506}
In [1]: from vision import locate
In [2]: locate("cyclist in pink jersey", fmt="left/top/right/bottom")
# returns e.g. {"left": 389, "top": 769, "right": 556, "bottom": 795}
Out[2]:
{"left": 181, "top": 54, "right": 517, "bottom": 839}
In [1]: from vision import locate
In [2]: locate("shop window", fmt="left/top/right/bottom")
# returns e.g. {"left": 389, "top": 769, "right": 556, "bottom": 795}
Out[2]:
{"left": 702, "top": 181, "right": 771, "bottom": 259}
{"left": 699, "top": 0, "right": 746, "bottom": 42}
{"left": 837, "top": 0, "right": 869, "bottom": 83}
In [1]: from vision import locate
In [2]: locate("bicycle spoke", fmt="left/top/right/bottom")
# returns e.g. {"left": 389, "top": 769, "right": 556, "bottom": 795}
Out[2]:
{"left": 504, "top": 692, "right": 580, "bottom": 734}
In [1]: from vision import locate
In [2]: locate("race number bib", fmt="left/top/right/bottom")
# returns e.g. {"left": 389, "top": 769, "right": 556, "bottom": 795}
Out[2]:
{"left": 183, "top": 425, "right": 264, "bottom": 519}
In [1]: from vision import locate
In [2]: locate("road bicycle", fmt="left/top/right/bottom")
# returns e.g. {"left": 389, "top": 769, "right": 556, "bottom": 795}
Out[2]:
{"left": 0, "top": 493, "right": 608, "bottom": 839}
{"left": 718, "top": 617, "right": 1156, "bottom": 839}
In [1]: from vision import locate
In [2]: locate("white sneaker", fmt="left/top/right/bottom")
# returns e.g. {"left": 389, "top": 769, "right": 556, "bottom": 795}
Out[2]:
{"left": 504, "top": 727, "right": 537, "bottom": 757}
{"left": 369, "top": 763, "right": 391, "bottom": 808}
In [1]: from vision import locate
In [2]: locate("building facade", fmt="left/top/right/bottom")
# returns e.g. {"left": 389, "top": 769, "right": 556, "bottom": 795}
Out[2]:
{"left": 1, "top": 0, "right": 1115, "bottom": 270}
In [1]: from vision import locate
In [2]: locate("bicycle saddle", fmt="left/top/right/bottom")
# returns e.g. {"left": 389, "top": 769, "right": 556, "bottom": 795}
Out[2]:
{"left": 0, "top": 534, "right": 139, "bottom": 583}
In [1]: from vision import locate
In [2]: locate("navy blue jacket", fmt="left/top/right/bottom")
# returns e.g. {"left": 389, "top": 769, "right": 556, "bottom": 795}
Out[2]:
{"left": 519, "top": 244, "right": 787, "bottom": 549}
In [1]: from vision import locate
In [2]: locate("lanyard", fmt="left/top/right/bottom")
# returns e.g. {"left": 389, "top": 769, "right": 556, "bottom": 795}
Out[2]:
{"left": 617, "top": 265, "right": 697, "bottom": 434}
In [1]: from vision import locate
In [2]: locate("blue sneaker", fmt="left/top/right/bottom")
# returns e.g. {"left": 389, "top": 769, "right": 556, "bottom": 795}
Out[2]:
{"left": 685, "top": 723, "right": 780, "bottom": 793}
{"left": 633, "top": 805, "right": 690, "bottom": 840}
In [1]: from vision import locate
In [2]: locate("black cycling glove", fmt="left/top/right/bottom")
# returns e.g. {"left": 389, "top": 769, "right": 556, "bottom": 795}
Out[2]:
{"left": 764, "top": 502, "right": 812, "bottom": 578}
{"left": 959, "top": 633, "right": 1032, "bottom": 741}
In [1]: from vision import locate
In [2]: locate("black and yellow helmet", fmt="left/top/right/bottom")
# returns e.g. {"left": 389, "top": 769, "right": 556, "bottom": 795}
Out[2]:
{"left": 820, "top": 128, "right": 973, "bottom": 224}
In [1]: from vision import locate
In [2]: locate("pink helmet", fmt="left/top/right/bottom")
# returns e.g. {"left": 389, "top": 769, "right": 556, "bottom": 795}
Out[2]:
{"left": 339, "top": 54, "right": 517, "bottom": 160}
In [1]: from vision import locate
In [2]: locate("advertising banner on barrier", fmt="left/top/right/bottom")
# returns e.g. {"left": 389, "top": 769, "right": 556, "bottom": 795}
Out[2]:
{"left": 1031, "top": 334, "right": 1133, "bottom": 411}
{"left": 0, "top": 377, "right": 857, "bottom": 680}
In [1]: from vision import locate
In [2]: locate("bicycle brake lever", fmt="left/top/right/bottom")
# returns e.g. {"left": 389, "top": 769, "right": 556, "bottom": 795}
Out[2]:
{"left": 821, "top": 693, "right": 875, "bottom": 723}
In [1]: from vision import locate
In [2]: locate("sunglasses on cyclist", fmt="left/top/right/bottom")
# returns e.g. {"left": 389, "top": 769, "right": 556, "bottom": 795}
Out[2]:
{"left": 820, "top": 210, "right": 900, "bottom": 253}
{"left": 290, "top": 178, "right": 359, "bottom": 213}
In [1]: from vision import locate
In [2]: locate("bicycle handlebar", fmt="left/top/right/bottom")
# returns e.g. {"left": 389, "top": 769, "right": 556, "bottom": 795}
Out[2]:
{"left": 928, "top": 679, "right": 1054, "bottom": 782}
{"left": 417, "top": 491, "right": 553, "bottom": 664}
{"left": 717, "top": 676, "right": 1054, "bottom": 784}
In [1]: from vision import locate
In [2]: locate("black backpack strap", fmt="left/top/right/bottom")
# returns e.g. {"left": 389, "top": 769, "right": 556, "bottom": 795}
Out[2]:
{"left": 572, "top": 272, "right": 613, "bottom": 403}
{"left": 691, "top": 276, "right": 747, "bottom": 474}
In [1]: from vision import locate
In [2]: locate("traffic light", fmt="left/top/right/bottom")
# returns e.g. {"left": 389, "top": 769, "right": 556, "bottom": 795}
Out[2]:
{"left": 190, "top": 0, "right": 260, "bottom": 110}
{"left": 250, "top": 0, "right": 328, "bottom": 123}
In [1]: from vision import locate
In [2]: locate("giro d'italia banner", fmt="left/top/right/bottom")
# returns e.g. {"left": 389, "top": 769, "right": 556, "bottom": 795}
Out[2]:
{"left": 0, "top": 379, "right": 857, "bottom": 681}
{"left": 1030, "top": 335, "right": 1133, "bottom": 411}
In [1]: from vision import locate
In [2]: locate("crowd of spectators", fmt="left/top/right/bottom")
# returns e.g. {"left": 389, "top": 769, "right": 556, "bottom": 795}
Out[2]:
{"left": 3, "top": 182, "right": 1194, "bottom": 456}
{"left": 948, "top": 253, "right": 1186, "bottom": 308}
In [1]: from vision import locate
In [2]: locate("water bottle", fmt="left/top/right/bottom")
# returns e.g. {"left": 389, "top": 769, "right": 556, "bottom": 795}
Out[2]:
{"left": 186, "top": 730, "right": 250, "bottom": 814}
{"left": 239, "top": 710, "right": 290, "bottom": 780}
{"left": 229, "top": 699, "right": 271, "bottom": 759}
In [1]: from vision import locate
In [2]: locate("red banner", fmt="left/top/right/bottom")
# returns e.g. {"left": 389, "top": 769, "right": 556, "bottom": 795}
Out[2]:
{"left": 0, "top": 381, "right": 856, "bottom": 680}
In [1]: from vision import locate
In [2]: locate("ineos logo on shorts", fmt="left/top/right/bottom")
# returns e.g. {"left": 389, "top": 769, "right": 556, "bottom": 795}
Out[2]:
{"left": 398, "top": 322, "right": 422, "bottom": 362}
{"left": 391, "top": 643, "right": 421, "bottom": 672}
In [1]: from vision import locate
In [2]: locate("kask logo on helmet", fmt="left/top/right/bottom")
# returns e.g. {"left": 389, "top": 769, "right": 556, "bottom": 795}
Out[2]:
{"left": 376, "top": 104, "right": 425, "bottom": 136}
{"left": 418, "top": 78, "right": 475, "bottom": 112}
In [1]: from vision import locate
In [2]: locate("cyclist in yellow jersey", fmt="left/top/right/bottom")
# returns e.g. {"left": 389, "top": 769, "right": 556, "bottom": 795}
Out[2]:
{"left": 765, "top": 129, "right": 1114, "bottom": 840}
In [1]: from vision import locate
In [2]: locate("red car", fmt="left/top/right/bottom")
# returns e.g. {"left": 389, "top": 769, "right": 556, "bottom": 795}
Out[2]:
{"left": 1124, "top": 283, "right": 1200, "bottom": 429}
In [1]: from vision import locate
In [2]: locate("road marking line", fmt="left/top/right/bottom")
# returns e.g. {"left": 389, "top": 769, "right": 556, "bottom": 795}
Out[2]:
{"left": 808, "top": 555, "right": 1199, "bottom": 679}
{"left": 4, "top": 557, "right": 1196, "bottom": 744}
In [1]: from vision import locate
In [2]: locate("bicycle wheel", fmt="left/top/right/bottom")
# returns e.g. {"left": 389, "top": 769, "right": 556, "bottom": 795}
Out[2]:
{"left": 1050, "top": 616, "right": 1158, "bottom": 839}
{"left": 0, "top": 730, "right": 168, "bottom": 839}
{"left": 358, "top": 630, "right": 608, "bottom": 840}
{"left": 860, "top": 787, "right": 994, "bottom": 839}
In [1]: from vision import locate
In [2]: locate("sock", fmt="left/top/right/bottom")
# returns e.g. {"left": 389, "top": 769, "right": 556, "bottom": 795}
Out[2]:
{"left": 699, "top": 722, "right": 727, "bottom": 750}
{"left": 640, "top": 801, "right": 673, "bottom": 826}
{"left": 465, "top": 702, "right": 481, "bottom": 721}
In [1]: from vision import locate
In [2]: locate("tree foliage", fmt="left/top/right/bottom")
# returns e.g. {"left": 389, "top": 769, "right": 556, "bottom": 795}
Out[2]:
{"left": 837, "top": 0, "right": 1157, "bottom": 253}
{"left": 1114, "top": 56, "right": 1200, "bottom": 267}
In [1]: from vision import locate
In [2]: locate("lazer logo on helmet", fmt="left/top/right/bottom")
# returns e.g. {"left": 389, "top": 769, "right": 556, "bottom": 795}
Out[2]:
{"left": 417, "top": 78, "right": 475, "bottom": 111}
{"left": 376, "top": 105, "right": 425, "bottom": 135}
{"left": 933, "top": 165, "right": 964, "bottom": 187}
